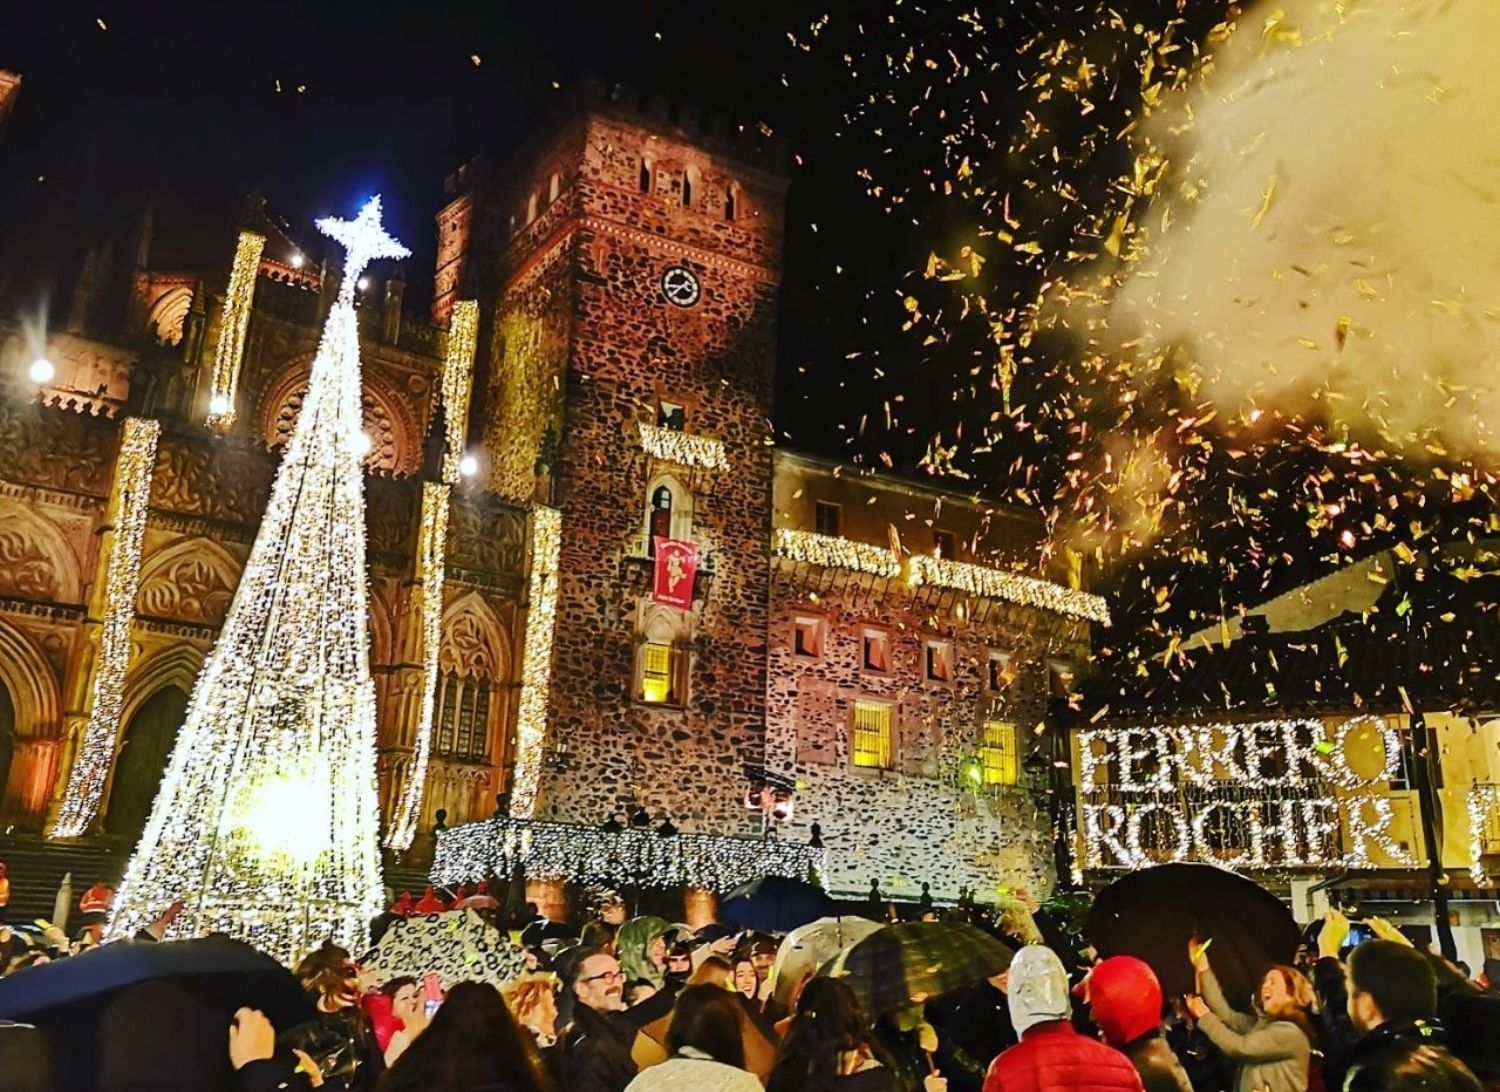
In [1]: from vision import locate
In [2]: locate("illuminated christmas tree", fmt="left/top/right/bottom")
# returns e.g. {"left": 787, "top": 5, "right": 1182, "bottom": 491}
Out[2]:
{"left": 109, "top": 198, "right": 408, "bottom": 960}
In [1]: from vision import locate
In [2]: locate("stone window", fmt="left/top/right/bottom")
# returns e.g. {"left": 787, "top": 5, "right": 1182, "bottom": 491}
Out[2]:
{"left": 526, "top": 191, "right": 538, "bottom": 225}
{"left": 725, "top": 184, "right": 737, "bottom": 221}
{"left": 683, "top": 165, "right": 699, "bottom": 208}
{"left": 1048, "top": 659, "right": 1075, "bottom": 700}
{"left": 987, "top": 650, "right": 1011, "bottom": 691}
{"left": 933, "top": 529, "right": 957, "bottom": 560}
{"left": 793, "top": 614, "right": 825, "bottom": 659}
{"left": 814, "top": 501, "right": 842, "bottom": 537}
{"left": 923, "top": 638, "right": 953, "bottom": 684}
{"left": 861, "top": 627, "right": 892, "bottom": 675}
{"left": 637, "top": 640, "right": 687, "bottom": 706}
{"left": 644, "top": 475, "right": 693, "bottom": 555}
{"left": 657, "top": 399, "right": 687, "bottom": 432}
{"left": 436, "top": 671, "right": 491, "bottom": 762}
{"left": 981, "top": 720, "right": 1020, "bottom": 786}
{"left": 548, "top": 172, "right": 561, "bottom": 203}
{"left": 640, "top": 158, "right": 652, "bottom": 193}
{"left": 851, "top": 699, "right": 894, "bottom": 769}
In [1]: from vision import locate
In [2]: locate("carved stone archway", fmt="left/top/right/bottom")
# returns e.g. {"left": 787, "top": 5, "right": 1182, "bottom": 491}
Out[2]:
{"left": 136, "top": 537, "right": 240, "bottom": 627}
{"left": 0, "top": 499, "right": 82, "bottom": 605}
{"left": 256, "top": 358, "right": 423, "bottom": 475}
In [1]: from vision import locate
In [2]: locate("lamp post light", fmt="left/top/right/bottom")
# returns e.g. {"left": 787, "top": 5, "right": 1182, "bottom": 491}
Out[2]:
{"left": 27, "top": 357, "right": 54, "bottom": 384}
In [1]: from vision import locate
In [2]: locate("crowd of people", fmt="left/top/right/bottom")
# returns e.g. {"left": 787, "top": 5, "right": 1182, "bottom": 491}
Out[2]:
{"left": 2, "top": 872, "right": 1499, "bottom": 1092}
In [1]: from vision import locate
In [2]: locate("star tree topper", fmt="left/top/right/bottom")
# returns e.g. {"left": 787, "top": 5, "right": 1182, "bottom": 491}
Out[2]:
{"left": 318, "top": 195, "right": 411, "bottom": 305}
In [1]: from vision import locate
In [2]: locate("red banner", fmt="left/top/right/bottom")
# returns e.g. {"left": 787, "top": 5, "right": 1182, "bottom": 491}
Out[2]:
{"left": 652, "top": 537, "right": 698, "bottom": 609}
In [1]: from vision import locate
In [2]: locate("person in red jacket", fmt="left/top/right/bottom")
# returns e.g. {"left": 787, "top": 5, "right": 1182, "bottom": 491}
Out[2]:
{"left": 1076, "top": 956, "right": 1192, "bottom": 1092}
{"left": 411, "top": 885, "right": 446, "bottom": 914}
{"left": 983, "top": 946, "right": 1143, "bottom": 1092}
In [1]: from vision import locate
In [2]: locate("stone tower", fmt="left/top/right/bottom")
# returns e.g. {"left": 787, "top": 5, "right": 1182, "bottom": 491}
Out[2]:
{"left": 445, "top": 81, "right": 788, "bottom": 832}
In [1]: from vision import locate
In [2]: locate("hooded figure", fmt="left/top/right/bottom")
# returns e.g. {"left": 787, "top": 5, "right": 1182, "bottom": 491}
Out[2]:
{"left": 1080, "top": 957, "right": 1192, "bottom": 1092}
{"left": 617, "top": 917, "right": 672, "bottom": 989}
{"left": 983, "top": 947, "right": 1143, "bottom": 1092}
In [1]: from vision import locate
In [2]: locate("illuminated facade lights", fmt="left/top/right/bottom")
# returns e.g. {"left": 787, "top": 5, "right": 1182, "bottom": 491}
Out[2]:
{"left": 773, "top": 528, "right": 902, "bottom": 579}
{"left": 108, "top": 198, "right": 407, "bottom": 961}
{"left": 206, "top": 231, "right": 266, "bottom": 431}
{"left": 384, "top": 481, "right": 450, "bottom": 850}
{"left": 1468, "top": 784, "right": 1500, "bottom": 885}
{"left": 50, "top": 417, "right": 162, "bottom": 836}
{"left": 907, "top": 554, "right": 1111, "bottom": 624}
{"left": 433, "top": 816, "right": 825, "bottom": 892}
{"left": 439, "top": 300, "right": 479, "bottom": 483}
{"left": 509, "top": 505, "right": 561, "bottom": 818}
{"left": 638, "top": 421, "right": 730, "bottom": 471}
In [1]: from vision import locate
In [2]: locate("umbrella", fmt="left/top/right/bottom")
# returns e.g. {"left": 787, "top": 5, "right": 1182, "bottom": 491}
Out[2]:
{"left": 0, "top": 936, "right": 313, "bottom": 1030}
{"left": 824, "top": 921, "right": 1014, "bottom": 1017}
{"left": 1087, "top": 863, "right": 1300, "bottom": 1005}
{"left": 360, "top": 908, "right": 528, "bottom": 990}
{"left": 721, "top": 875, "right": 835, "bottom": 932}
{"left": 770, "top": 916, "right": 883, "bottom": 1009}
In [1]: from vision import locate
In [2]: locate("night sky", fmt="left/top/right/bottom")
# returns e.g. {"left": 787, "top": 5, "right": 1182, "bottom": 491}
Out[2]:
{"left": 3, "top": 2, "right": 1495, "bottom": 673}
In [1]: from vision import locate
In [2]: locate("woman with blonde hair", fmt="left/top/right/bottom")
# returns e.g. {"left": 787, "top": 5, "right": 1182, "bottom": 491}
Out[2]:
{"left": 1186, "top": 940, "right": 1315, "bottom": 1092}
{"left": 503, "top": 973, "right": 560, "bottom": 1051}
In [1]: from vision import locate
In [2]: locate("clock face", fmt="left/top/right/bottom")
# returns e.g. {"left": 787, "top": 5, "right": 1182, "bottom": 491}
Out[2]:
{"left": 661, "top": 266, "right": 701, "bottom": 308}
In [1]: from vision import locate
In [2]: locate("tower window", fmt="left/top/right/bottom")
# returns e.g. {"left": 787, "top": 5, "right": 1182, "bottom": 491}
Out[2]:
{"left": 987, "top": 650, "right": 1012, "bottom": 691}
{"left": 852, "top": 700, "right": 894, "bottom": 769}
{"left": 648, "top": 485, "right": 674, "bottom": 554}
{"left": 725, "top": 186, "right": 737, "bottom": 221}
{"left": 638, "top": 641, "right": 686, "bottom": 706}
{"left": 683, "top": 167, "right": 697, "bottom": 208}
{"left": 981, "top": 721, "right": 1020, "bottom": 786}
{"left": 525, "top": 191, "right": 538, "bottom": 225}
{"left": 640, "top": 159, "right": 652, "bottom": 193}
{"left": 436, "top": 670, "right": 492, "bottom": 763}
{"left": 657, "top": 399, "right": 687, "bottom": 432}
{"left": 933, "top": 529, "right": 957, "bottom": 559}
{"left": 548, "top": 172, "right": 561, "bottom": 203}
{"left": 814, "top": 501, "right": 842, "bottom": 537}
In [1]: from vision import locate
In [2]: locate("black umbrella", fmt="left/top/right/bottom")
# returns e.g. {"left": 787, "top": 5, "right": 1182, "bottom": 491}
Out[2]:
{"left": 0, "top": 936, "right": 314, "bottom": 1029}
{"left": 722, "top": 875, "right": 835, "bottom": 932}
{"left": 1087, "top": 863, "right": 1299, "bottom": 1006}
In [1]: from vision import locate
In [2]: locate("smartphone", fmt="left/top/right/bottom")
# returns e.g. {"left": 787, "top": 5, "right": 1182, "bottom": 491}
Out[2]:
{"left": 423, "top": 972, "right": 444, "bottom": 1017}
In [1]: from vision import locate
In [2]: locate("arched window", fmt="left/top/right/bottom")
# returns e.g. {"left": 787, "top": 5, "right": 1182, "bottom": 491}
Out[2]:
{"left": 435, "top": 601, "right": 507, "bottom": 766}
{"left": 725, "top": 185, "right": 737, "bottom": 221}
{"left": 548, "top": 172, "right": 561, "bottom": 203}
{"left": 683, "top": 167, "right": 698, "bottom": 208}
{"left": 639, "top": 159, "right": 652, "bottom": 193}
{"left": 648, "top": 485, "right": 674, "bottom": 556}
{"left": 525, "top": 191, "right": 538, "bottom": 225}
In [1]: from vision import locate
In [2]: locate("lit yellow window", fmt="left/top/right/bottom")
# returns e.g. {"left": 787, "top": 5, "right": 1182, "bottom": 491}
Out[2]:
{"left": 640, "top": 642, "right": 674, "bottom": 704}
{"left": 852, "top": 700, "right": 893, "bottom": 769}
{"left": 981, "top": 720, "right": 1019, "bottom": 786}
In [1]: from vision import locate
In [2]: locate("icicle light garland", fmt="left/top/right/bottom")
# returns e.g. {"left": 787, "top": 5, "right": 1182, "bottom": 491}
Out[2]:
{"left": 1075, "top": 718, "right": 1416, "bottom": 870}
{"left": 638, "top": 421, "right": 730, "bottom": 470}
{"left": 433, "top": 816, "right": 826, "bottom": 892}
{"left": 508, "top": 506, "right": 561, "bottom": 818}
{"left": 384, "top": 482, "right": 450, "bottom": 850}
{"left": 908, "top": 554, "right": 1111, "bottom": 624}
{"left": 1468, "top": 784, "right": 1500, "bottom": 885}
{"left": 107, "top": 199, "right": 406, "bottom": 962}
{"left": 773, "top": 528, "right": 902, "bottom": 578}
{"left": 50, "top": 417, "right": 162, "bottom": 837}
{"left": 439, "top": 300, "right": 479, "bottom": 483}
{"left": 206, "top": 231, "right": 265, "bottom": 431}
{"left": 772, "top": 528, "right": 1108, "bottom": 623}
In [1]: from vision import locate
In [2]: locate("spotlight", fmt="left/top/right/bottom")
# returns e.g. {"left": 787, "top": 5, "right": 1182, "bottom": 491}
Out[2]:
{"left": 458, "top": 453, "right": 478, "bottom": 477}
{"left": 290, "top": 253, "right": 305, "bottom": 269}
{"left": 353, "top": 431, "right": 372, "bottom": 456}
{"left": 356, "top": 277, "right": 370, "bottom": 291}
{"left": 28, "top": 357, "right": 55, "bottom": 384}
{"left": 208, "top": 394, "right": 232, "bottom": 415}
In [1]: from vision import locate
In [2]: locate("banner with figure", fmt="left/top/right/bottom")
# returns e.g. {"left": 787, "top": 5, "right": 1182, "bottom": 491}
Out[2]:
{"left": 652, "top": 537, "right": 697, "bottom": 609}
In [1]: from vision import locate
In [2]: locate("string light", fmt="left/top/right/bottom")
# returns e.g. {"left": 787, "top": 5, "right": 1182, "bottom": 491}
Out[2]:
{"left": 384, "top": 482, "right": 450, "bottom": 850}
{"left": 1076, "top": 719, "right": 1414, "bottom": 870}
{"left": 206, "top": 231, "right": 265, "bottom": 431}
{"left": 439, "top": 300, "right": 479, "bottom": 484}
{"left": 509, "top": 506, "right": 561, "bottom": 818}
{"left": 773, "top": 528, "right": 902, "bottom": 578}
{"left": 638, "top": 421, "right": 730, "bottom": 471}
{"left": 433, "top": 816, "right": 826, "bottom": 892}
{"left": 108, "top": 198, "right": 408, "bottom": 962}
{"left": 50, "top": 417, "right": 161, "bottom": 836}
{"left": 907, "top": 555, "right": 1111, "bottom": 624}
{"left": 1466, "top": 785, "right": 1500, "bottom": 885}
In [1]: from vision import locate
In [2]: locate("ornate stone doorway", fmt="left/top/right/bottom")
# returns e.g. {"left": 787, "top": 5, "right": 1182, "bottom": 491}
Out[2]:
{"left": 105, "top": 686, "right": 188, "bottom": 838}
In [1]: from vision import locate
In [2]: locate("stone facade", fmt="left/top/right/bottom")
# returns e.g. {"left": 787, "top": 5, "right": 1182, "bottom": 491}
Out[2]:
{"left": 0, "top": 71, "right": 18, "bottom": 128}
{"left": 0, "top": 83, "right": 1099, "bottom": 902}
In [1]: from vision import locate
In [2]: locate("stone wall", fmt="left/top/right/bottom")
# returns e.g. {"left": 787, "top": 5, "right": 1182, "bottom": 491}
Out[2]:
{"left": 496, "top": 107, "right": 786, "bottom": 833}
{"left": 764, "top": 572, "right": 1086, "bottom": 900}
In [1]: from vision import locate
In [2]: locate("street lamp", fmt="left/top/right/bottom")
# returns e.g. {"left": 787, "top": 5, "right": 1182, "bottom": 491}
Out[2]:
{"left": 27, "top": 357, "right": 54, "bottom": 384}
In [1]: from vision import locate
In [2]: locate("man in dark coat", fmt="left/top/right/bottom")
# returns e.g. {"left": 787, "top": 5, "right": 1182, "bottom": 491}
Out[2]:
{"left": 1343, "top": 940, "right": 1479, "bottom": 1090}
{"left": 555, "top": 946, "right": 638, "bottom": 1092}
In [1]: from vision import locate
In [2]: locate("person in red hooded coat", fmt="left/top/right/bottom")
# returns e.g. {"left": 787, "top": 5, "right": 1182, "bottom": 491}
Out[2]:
{"left": 1076, "top": 957, "right": 1193, "bottom": 1092}
{"left": 411, "top": 886, "right": 446, "bottom": 915}
{"left": 983, "top": 946, "right": 1143, "bottom": 1092}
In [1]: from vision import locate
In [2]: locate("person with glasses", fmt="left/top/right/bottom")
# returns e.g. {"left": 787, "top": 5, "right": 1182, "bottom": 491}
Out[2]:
{"left": 557, "top": 946, "right": 640, "bottom": 1092}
